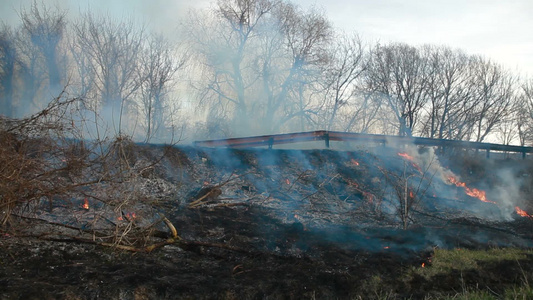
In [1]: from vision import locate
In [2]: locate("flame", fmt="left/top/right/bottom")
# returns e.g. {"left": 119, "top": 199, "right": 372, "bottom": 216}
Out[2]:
{"left": 351, "top": 159, "right": 360, "bottom": 166}
{"left": 285, "top": 179, "right": 290, "bottom": 185}
{"left": 515, "top": 206, "right": 532, "bottom": 218}
{"left": 383, "top": 246, "right": 390, "bottom": 249}
{"left": 349, "top": 180, "right": 374, "bottom": 203}
{"left": 397, "top": 152, "right": 414, "bottom": 161}
{"left": 82, "top": 198, "right": 89, "bottom": 210}
{"left": 447, "top": 176, "right": 496, "bottom": 204}
{"left": 421, "top": 263, "right": 425, "bottom": 268}
{"left": 397, "top": 152, "right": 422, "bottom": 172}
{"left": 118, "top": 212, "right": 137, "bottom": 222}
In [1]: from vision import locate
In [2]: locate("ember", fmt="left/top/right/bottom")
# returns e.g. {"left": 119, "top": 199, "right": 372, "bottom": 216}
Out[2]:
{"left": 447, "top": 176, "right": 496, "bottom": 204}
{"left": 82, "top": 198, "right": 89, "bottom": 210}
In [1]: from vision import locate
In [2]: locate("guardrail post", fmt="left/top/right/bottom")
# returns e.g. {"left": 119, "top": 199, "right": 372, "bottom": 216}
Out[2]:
{"left": 324, "top": 133, "right": 330, "bottom": 148}
{"left": 486, "top": 149, "right": 490, "bottom": 159}
{"left": 268, "top": 138, "right": 274, "bottom": 149}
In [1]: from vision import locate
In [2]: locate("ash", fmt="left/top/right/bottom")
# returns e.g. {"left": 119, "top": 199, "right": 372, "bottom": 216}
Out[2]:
{"left": 2, "top": 145, "right": 533, "bottom": 299}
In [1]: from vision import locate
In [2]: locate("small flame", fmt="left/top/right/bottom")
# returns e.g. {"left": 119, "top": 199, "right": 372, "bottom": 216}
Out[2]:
{"left": 397, "top": 152, "right": 414, "bottom": 161}
{"left": 351, "top": 159, "right": 360, "bottom": 166}
{"left": 118, "top": 212, "right": 137, "bottom": 222}
{"left": 447, "top": 176, "right": 496, "bottom": 204}
{"left": 515, "top": 206, "right": 532, "bottom": 218}
{"left": 383, "top": 246, "right": 390, "bottom": 249}
{"left": 421, "top": 263, "right": 425, "bottom": 268}
{"left": 285, "top": 178, "right": 290, "bottom": 185}
{"left": 82, "top": 198, "right": 89, "bottom": 210}
{"left": 397, "top": 153, "right": 422, "bottom": 172}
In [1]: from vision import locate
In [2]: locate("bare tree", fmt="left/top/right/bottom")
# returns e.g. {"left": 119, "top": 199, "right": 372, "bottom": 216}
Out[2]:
{"left": 185, "top": 0, "right": 276, "bottom": 135}
{"left": 5, "top": 2, "right": 69, "bottom": 117}
{"left": 320, "top": 33, "right": 366, "bottom": 131}
{"left": 0, "top": 25, "right": 16, "bottom": 117}
{"left": 20, "top": 2, "right": 67, "bottom": 94}
{"left": 517, "top": 79, "right": 533, "bottom": 146}
{"left": 467, "top": 57, "right": 516, "bottom": 142}
{"left": 265, "top": 2, "right": 332, "bottom": 132}
{"left": 420, "top": 46, "right": 474, "bottom": 140}
{"left": 317, "top": 34, "right": 382, "bottom": 134}
{"left": 185, "top": 0, "right": 332, "bottom": 135}
{"left": 138, "top": 34, "right": 186, "bottom": 142}
{"left": 366, "top": 43, "right": 431, "bottom": 136}
{"left": 72, "top": 12, "right": 145, "bottom": 135}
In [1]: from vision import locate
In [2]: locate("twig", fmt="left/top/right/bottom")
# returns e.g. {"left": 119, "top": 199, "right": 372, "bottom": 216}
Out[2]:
{"left": 188, "top": 172, "right": 251, "bottom": 208}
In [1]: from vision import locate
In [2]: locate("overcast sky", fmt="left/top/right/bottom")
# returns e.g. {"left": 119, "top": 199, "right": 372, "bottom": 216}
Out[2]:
{"left": 2, "top": 0, "right": 532, "bottom": 76}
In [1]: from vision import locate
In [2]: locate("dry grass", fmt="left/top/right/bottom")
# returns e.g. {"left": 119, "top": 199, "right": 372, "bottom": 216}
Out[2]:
{"left": 0, "top": 91, "right": 179, "bottom": 250}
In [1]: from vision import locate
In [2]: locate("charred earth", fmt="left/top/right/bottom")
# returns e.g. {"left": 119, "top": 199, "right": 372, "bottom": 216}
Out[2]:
{"left": 2, "top": 140, "right": 533, "bottom": 299}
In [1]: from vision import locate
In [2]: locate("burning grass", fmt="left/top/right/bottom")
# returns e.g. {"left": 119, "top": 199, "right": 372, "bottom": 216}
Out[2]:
{"left": 2, "top": 100, "right": 533, "bottom": 298}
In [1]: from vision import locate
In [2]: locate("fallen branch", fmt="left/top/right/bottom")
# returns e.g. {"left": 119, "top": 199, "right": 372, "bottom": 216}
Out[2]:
{"left": 188, "top": 172, "right": 250, "bottom": 208}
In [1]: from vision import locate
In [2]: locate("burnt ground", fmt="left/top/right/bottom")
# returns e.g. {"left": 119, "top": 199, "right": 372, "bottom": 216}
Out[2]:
{"left": 2, "top": 145, "right": 533, "bottom": 299}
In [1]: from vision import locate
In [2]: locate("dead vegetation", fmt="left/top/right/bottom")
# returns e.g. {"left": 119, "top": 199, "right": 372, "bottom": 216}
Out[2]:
{"left": 2, "top": 94, "right": 533, "bottom": 299}
{"left": 0, "top": 92, "right": 180, "bottom": 252}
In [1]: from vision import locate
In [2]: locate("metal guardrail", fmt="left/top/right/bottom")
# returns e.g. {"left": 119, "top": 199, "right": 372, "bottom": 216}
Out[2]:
{"left": 193, "top": 131, "right": 533, "bottom": 158}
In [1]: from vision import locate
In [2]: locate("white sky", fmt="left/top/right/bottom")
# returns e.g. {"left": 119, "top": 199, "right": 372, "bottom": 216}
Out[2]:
{"left": 1, "top": 0, "right": 532, "bottom": 76}
{"left": 297, "top": 0, "right": 533, "bottom": 76}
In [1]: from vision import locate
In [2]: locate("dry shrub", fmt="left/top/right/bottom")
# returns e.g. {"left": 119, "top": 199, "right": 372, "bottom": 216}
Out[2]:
{"left": 0, "top": 93, "right": 88, "bottom": 225}
{"left": 0, "top": 91, "right": 181, "bottom": 251}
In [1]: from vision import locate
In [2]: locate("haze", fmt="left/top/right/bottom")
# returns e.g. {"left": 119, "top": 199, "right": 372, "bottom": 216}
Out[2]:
{"left": 2, "top": 0, "right": 531, "bottom": 75}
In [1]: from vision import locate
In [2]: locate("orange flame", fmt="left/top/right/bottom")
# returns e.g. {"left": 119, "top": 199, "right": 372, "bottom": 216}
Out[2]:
{"left": 398, "top": 152, "right": 422, "bottom": 172}
{"left": 351, "top": 159, "right": 360, "bottom": 166}
{"left": 448, "top": 176, "right": 496, "bottom": 204}
{"left": 118, "top": 212, "right": 137, "bottom": 222}
{"left": 82, "top": 198, "right": 89, "bottom": 210}
{"left": 397, "top": 152, "right": 414, "bottom": 161}
{"left": 421, "top": 263, "right": 425, "bottom": 268}
{"left": 515, "top": 206, "right": 532, "bottom": 218}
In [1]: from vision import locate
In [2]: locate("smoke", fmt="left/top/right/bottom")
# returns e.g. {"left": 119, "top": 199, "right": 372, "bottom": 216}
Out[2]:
{"left": 175, "top": 145, "right": 533, "bottom": 255}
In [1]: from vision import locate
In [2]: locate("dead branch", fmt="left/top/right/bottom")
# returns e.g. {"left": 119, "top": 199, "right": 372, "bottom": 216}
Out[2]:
{"left": 161, "top": 215, "right": 179, "bottom": 239}
{"left": 188, "top": 172, "right": 251, "bottom": 208}
{"left": 287, "top": 170, "right": 313, "bottom": 192}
